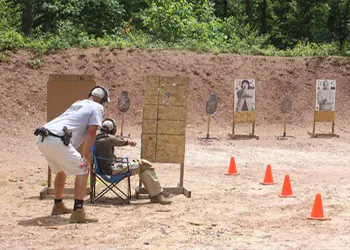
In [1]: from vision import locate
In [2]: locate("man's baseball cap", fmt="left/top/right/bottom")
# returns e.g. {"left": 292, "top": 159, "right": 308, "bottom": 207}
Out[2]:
{"left": 91, "top": 86, "right": 110, "bottom": 103}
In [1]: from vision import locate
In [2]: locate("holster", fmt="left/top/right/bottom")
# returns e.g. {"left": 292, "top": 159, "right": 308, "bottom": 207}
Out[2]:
{"left": 34, "top": 126, "right": 72, "bottom": 146}
{"left": 34, "top": 127, "right": 50, "bottom": 142}
{"left": 61, "top": 126, "right": 72, "bottom": 146}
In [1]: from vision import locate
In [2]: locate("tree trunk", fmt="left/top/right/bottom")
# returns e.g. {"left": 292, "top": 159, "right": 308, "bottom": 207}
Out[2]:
{"left": 260, "top": 0, "right": 268, "bottom": 33}
{"left": 22, "top": 0, "right": 33, "bottom": 36}
{"left": 224, "top": 0, "right": 228, "bottom": 18}
{"left": 245, "top": 0, "right": 253, "bottom": 21}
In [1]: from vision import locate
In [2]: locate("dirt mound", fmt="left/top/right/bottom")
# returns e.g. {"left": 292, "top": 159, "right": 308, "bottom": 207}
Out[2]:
{"left": 1, "top": 48, "right": 350, "bottom": 137}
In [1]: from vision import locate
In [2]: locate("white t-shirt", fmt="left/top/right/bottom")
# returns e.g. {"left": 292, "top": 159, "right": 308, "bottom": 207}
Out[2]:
{"left": 44, "top": 99, "right": 104, "bottom": 148}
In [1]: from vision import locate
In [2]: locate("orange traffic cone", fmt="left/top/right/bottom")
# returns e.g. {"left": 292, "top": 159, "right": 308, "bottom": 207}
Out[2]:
{"left": 307, "top": 193, "right": 331, "bottom": 220}
{"left": 260, "top": 164, "right": 276, "bottom": 185}
{"left": 278, "top": 175, "right": 295, "bottom": 198}
{"left": 225, "top": 156, "right": 240, "bottom": 176}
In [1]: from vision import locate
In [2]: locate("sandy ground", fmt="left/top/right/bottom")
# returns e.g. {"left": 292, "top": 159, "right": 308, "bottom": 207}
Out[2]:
{"left": 0, "top": 49, "right": 350, "bottom": 249}
{"left": 0, "top": 125, "right": 349, "bottom": 250}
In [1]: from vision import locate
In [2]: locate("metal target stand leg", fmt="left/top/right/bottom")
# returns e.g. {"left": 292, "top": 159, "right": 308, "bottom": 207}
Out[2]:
{"left": 197, "top": 114, "right": 219, "bottom": 141}
{"left": 276, "top": 120, "right": 295, "bottom": 140}
{"left": 120, "top": 112, "right": 131, "bottom": 139}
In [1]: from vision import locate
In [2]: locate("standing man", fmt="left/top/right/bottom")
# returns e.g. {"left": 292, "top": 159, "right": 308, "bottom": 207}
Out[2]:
{"left": 94, "top": 118, "right": 172, "bottom": 205}
{"left": 35, "top": 85, "right": 110, "bottom": 223}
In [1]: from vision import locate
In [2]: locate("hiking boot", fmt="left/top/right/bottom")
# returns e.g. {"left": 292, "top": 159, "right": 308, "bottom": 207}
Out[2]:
{"left": 51, "top": 202, "right": 73, "bottom": 215}
{"left": 150, "top": 194, "right": 172, "bottom": 205}
{"left": 69, "top": 208, "right": 98, "bottom": 224}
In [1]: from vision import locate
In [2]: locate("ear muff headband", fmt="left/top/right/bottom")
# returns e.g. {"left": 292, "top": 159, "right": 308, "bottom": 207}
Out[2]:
{"left": 89, "top": 86, "right": 109, "bottom": 104}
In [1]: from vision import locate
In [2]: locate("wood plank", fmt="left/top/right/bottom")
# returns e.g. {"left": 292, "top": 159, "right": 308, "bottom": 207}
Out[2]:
{"left": 49, "top": 74, "right": 94, "bottom": 82}
{"left": 158, "top": 105, "right": 187, "bottom": 121}
{"left": 314, "top": 111, "right": 335, "bottom": 122}
{"left": 144, "top": 76, "right": 160, "bottom": 105}
{"left": 136, "top": 186, "right": 191, "bottom": 198}
{"left": 158, "top": 77, "right": 188, "bottom": 106}
{"left": 156, "top": 135, "right": 185, "bottom": 163}
{"left": 143, "top": 104, "right": 158, "bottom": 120}
{"left": 47, "top": 75, "right": 95, "bottom": 121}
{"left": 141, "top": 134, "right": 156, "bottom": 162}
{"left": 142, "top": 120, "right": 157, "bottom": 134}
{"left": 157, "top": 120, "right": 186, "bottom": 135}
{"left": 233, "top": 111, "right": 255, "bottom": 123}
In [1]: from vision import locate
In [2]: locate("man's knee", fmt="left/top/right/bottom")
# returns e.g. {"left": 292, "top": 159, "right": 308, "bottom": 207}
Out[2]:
{"left": 138, "top": 159, "right": 153, "bottom": 172}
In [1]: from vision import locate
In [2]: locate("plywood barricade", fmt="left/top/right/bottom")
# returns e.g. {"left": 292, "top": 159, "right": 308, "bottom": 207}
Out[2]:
{"left": 136, "top": 76, "right": 191, "bottom": 198}
{"left": 40, "top": 74, "right": 95, "bottom": 199}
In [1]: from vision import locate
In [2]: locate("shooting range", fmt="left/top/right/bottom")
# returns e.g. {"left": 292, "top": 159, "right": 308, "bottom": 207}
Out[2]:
{"left": 117, "top": 90, "right": 131, "bottom": 138}
{"left": 198, "top": 92, "right": 219, "bottom": 141}
{"left": 228, "top": 79, "right": 259, "bottom": 140}
{"left": 276, "top": 95, "right": 295, "bottom": 140}
{"left": 308, "top": 79, "right": 339, "bottom": 138}
{"left": 136, "top": 75, "right": 191, "bottom": 198}
{"left": 39, "top": 74, "right": 95, "bottom": 199}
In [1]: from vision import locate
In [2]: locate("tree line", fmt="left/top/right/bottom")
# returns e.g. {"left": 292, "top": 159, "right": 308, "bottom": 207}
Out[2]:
{"left": 1, "top": 0, "right": 350, "bottom": 56}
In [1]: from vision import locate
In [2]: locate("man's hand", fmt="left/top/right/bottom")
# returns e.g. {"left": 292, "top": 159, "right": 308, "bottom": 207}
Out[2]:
{"left": 79, "top": 157, "right": 91, "bottom": 174}
{"left": 128, "top": 141, "right": 137, "bottom": 147}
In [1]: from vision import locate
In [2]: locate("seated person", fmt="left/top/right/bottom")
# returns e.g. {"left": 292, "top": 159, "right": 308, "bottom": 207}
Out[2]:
{"left": 94, "top": 118, "right": 171, "bottom": 205}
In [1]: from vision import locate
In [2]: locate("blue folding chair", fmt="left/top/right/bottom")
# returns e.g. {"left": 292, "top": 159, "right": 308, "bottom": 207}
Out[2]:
{"left": 90, "top": 144, "right": 131, "bottom": 204}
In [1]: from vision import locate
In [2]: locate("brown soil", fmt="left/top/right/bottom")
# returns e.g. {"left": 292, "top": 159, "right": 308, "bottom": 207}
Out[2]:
{"left": 0, "top": 48, "right": 350, "bottom": 249}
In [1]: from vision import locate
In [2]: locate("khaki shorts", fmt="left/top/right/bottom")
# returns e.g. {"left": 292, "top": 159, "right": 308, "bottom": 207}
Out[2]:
{"left": 36, "top": 135, "right": 87, "bottom": 176}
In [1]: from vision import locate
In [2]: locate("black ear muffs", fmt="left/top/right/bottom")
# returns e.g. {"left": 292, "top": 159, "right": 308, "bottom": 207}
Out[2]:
{"left": 88, "top": 85, "right": 109, "bottom": 104}
{"left": 102, "top": 118, "right": 117, "bottom": 135}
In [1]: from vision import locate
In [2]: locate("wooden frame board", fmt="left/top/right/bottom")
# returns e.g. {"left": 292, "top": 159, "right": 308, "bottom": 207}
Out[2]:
{"left": 40, "top": 74, "right": 96, "bottom": 199}
{"left": 137, "top": 76, "right": 191, "bottom": 198}
{"left": 308, "top": 111, "right": 339, "bottom": 138}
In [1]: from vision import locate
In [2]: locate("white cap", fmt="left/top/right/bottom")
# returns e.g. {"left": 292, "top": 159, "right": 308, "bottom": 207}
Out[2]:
{"left": 91, "top": 87, "right": 110, "bottom": 102}
{"left": 102, "top": 120, "right": 114, "bottom": 131}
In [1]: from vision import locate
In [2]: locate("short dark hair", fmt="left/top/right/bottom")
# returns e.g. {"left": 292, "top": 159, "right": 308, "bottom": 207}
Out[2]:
{"left": 241, "top": 80, "right": 250, "bottom": 89}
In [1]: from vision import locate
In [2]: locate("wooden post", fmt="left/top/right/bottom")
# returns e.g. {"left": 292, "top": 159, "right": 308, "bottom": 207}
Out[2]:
{"left": 206, "top": 114, "right": 211, "bottom": 139}
{"left": 312, "top": 119, "right": 316, "bottom": 134}
{"left": 283, "top": 120, "right": 287, "bottom": 137}
{"left": 48, "top": 168, "right": 52, "bottom": 188}
{"left": 120, "top": 112, "right": 124, "bottom": 137}
{"left": 180, "top": 163, "right": 184, "bottom": 187}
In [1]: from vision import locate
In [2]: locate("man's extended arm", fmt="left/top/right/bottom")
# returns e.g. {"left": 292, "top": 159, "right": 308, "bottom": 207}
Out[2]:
{"left": 111, "top": 135, "right": 137, "bottom": 147}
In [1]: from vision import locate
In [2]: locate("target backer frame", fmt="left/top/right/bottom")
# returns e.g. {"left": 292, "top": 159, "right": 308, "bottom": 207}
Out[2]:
{"left": 228, "top": 79, "right": 259, "bottom": 140}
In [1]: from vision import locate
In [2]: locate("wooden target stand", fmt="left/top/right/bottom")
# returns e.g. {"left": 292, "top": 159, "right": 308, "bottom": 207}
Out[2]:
{"left": 228, "top": 111, "right": 259, "bottom": 140}
{"left": 228, "top": 79, "right": 259, "bottom": 140}
{"left": 307, "top": 65, "right": 339, "bottom": 138}
{"left": 39, "top": 74, "right": 95, "bottom": 199}
{"left": 135, "top": 76, "right": 191, "bottom": 198}
{"left": 307, "top": 111, "right": 339, "bottom": 138}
